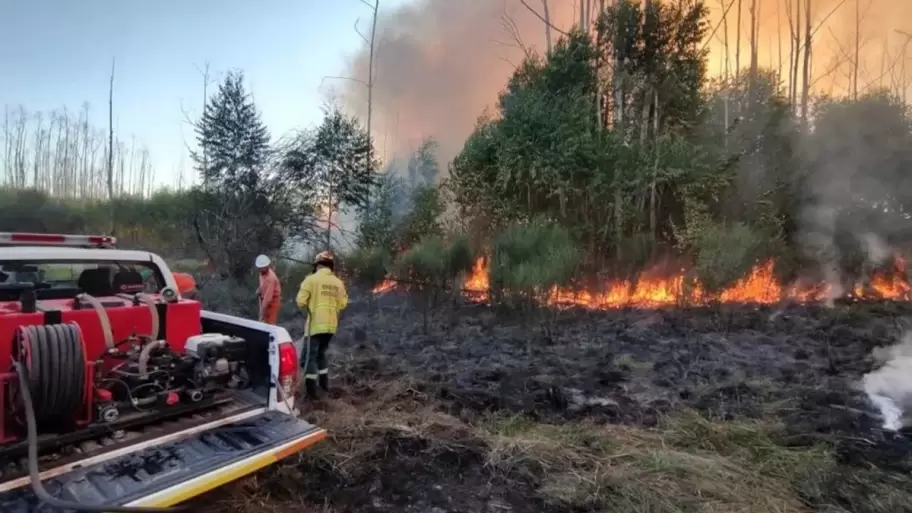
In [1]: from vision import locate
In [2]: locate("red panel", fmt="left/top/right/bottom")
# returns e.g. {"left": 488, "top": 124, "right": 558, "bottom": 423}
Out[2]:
{"left": 0, "top": 310, "right": 44, "bottom": 372}
{"left": 164, "top": 299, "right": 202, "bottom": 353}
{"left": 49, "top": 298, "right": 154, "bottom": 363}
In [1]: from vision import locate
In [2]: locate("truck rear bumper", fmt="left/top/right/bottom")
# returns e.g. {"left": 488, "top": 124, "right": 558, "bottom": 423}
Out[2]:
{"left": 0, "top": 410, "right": 325, "bottom": 512}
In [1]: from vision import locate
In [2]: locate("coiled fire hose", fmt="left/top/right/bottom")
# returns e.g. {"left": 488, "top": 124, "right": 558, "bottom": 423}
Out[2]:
{"left": 13, "top": 360, "right": 186, "bottom": 512}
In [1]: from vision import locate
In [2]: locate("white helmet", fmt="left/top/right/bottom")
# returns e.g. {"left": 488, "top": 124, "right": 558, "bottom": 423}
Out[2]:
{"left": 254, "top": 254, "right": 271, "bottom": 269}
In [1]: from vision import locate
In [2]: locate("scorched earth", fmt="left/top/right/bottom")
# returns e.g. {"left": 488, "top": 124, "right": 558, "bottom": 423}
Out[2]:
{"left": 196, "top": 272, "right": 912, "bottom": 513}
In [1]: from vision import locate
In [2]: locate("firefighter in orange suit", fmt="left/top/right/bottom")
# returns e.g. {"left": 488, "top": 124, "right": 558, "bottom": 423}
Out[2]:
{"left": 255, "top": 254, "right": 282, "bottom": 325}
{"left": 295, "top": 251, "right": 348, "bottom": 399}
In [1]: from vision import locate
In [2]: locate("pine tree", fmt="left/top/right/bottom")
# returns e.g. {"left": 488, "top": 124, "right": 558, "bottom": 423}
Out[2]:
{"left": 193, "top": 70, "right": 270, "bottom": 190}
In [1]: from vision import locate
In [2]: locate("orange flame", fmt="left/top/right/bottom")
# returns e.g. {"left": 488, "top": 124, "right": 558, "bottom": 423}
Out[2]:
{"left": 372, "top": 256, "right": 911, "bottom": 308}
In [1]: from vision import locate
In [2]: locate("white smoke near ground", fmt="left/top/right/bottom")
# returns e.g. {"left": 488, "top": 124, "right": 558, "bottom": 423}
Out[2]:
{"left": 863, "top": 332, "right": 912, "bottom": 430}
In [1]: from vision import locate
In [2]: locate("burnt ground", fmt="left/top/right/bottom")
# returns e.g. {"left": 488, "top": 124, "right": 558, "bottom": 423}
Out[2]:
{"left": 195, "top": 293, "right": 912, "bottom": 513}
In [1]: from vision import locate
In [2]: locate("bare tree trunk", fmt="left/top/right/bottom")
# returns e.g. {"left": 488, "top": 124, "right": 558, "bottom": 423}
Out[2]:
{"left": 720, "top": 0, "right": 731, "bottom": 139}
{"left": 108, "top": 58, "right": 115, "bottom": 233}
{"left": 649, "top": 89, "right": 659, "bottom": 238}
{"left": 14, "top": 107, "right": 27, "bottom": 187}
{"left": 367, "top": 0, "right": 378, "bottom": 176}
{"left": 735, "top": 0, "right": 742, "bottom": 79}
{"left": 3, "top": 106, "right": 9, "bottom": 184}
{"left": 748, "top": 0, "right": 759, "bottom": 100}
{"left": 852, "top": 0, "right": 860, "bottom": 99}
{"left": 791, "top": 1, "right": 801, "bottom": 106}
{"left": 777, "top": 0, "right": 784, "bottom": 80}
{"left": 81, "top": 103, "right": 90, "bottom": 198}
{"left": 543, "top": 0, "right": 553, "bottom": 53}
{"left": 196, "top": 62, "right": 212, "bottom": 181}
{"left": 595, "top": 0, "right": 606, "bottom": 128}
{"left": 800, "top": 0, "right": 812, "bottom": 122}
{"left": 612, "top": 0, "right": 626, "bottom": 249}
{"left": 32, "top": 112, "right": 43, "bottom": 189}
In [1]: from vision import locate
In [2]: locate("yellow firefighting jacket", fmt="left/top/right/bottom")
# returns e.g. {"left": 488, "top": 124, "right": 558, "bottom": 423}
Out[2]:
{"left": 295, "top": 267, "right": 349, "bottom": 335}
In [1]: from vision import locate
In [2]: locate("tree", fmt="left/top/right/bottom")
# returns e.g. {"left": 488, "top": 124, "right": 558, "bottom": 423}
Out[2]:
{"left": 286, "top": 103, "right": 378, "bottom": 248}
{"left": 191, "top": 71, "right": 314, "bottom": 280}
{"left": 356, "top": 171, "right": 406, "bottom": 252}
{"left": 193, "top": 70, "right": 270, "bottom": 190}
{"left": 406, "top": 137, "right": 440, "bottom": 188}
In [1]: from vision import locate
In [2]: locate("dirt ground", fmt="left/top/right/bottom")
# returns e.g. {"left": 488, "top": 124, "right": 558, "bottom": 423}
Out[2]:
{"left": 195, "top": 293, "right": 912, "bottom": 513}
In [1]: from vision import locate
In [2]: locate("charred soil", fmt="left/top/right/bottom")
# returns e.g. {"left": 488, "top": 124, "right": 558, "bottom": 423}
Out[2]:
{"left": 196, "top": 296, "right": 912, "bottom": 513}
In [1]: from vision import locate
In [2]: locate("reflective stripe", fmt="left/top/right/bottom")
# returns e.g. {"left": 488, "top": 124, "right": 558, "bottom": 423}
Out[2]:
{"left": 318, "top": 369, "right": 328, "bottom": 375}
{"left": 304, "top": 374, "right": 318, "bottom": 380}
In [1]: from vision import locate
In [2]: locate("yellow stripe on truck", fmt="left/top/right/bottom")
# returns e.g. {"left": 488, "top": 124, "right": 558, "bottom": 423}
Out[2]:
{"left": 125, "top": 429, "right": 327, "bottom": 507}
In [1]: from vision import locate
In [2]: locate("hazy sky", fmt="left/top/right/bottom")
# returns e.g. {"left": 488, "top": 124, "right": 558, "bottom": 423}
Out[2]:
{"left": 0, "top": 0, "right": 409, "bottom": 185}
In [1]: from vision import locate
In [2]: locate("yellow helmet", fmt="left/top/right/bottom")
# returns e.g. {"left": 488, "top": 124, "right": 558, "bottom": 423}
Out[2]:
{"left": 313, "top": 250, "right": 334, "bottom": 265}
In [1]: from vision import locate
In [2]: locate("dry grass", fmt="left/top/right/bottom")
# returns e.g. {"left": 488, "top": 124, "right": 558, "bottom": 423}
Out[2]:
{"left": 480, "top": 412, "right": 821, "bottom": 513}
{"left": 197, "top": 377, "right": 912, "bottom": 513}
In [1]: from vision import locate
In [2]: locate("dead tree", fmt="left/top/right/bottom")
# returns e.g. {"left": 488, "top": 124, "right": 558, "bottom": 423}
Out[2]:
{"left": 543, "top": 0, "right": 552, "bottom": 53}
{"left": 108, "top": 58, "right": 115, "bottom": 233}
{"left": 800, "top": 0, "right": 812, "bottom": 122}
{"left": 735, "top": 0, "right": 742, "bottom": 80}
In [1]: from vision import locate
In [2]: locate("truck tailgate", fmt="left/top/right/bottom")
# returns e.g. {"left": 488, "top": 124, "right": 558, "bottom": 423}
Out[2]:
{"left": 0, "top": 410, "right": 325, "bottom": 512}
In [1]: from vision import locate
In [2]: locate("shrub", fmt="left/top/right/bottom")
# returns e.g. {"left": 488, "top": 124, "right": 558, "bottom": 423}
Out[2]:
{"left": 490, "top": 218, "right": 579, "bottom": 312}
{"left": 395, "top": 236, "right": 450, "bottom": 332}
{"left": 346, "top": 246, "right": 391, "bottom": 291}
{"left": 395, "top": 236, "right": 448, "bottom": 288}
{"left": 691, "top": 222, "right": 768, "bottom": 296}
{"left": 444, "top": 234, "right": 475, "bottom": 277}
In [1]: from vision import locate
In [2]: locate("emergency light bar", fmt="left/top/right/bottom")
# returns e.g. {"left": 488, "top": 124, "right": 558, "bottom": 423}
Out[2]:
{"left": 0, "top": 232, "right": 117, "bottom": 248}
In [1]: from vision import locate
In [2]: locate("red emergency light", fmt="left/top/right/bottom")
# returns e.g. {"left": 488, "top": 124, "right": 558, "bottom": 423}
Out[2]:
{"left": 0, "top": 232, "right": 117, "bottom": 248}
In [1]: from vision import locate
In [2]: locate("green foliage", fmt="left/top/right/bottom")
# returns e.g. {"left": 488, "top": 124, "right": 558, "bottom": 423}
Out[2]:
{"left": 356, "top": 173, "right": 405, "bottom": 253}
{"left": 284, "top": 102, "right": 380, "bottom": 247}
{"left": 444, "top": 234, "right": 475, "bottom": 277}
{"left": 397, "top": 185, "right": 445, "bottom": 249}
{"left": 395, "top": 236, "right": 449, "bottom": 287}
{"left": 193, "top": 70, "right": 270, "bottom": 188}
{"left": 490, "top": 219, "right": 579, "bottom": 308}
{"left": 407, "top": 137, "right": 440, "bottom": 188}
{"left": 691, "top": 222, "right": 769, "bottom": 295}
{"left": 346, "top": 246, "right": 391, "bottom": 290}
{"left": 190, "top": 72, "right": 318, "bottom": 281}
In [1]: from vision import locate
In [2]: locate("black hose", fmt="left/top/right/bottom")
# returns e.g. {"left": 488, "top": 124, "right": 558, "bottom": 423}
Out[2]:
{"left": 15, "top": 324, "right": 85, "bottom": 427}
{"left": 13, "top": 361, "right": 186, "bottom": 512}
{"left": 12, "top": 324, "right": 186, "bottom": 512}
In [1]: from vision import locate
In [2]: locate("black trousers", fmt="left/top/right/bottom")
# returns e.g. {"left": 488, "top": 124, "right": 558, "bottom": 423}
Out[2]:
{"left": 302, "top": 333, "right": 333, "bottom": 394}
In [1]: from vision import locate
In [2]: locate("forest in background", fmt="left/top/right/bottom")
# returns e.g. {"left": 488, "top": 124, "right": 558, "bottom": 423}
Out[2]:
{"left": 1, "top": 0, "right": 911, "bottom": 308}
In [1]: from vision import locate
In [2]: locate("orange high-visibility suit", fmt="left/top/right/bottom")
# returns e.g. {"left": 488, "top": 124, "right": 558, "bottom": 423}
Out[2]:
{"left": 258, "top": 268, "right": 282, "bottom": 324}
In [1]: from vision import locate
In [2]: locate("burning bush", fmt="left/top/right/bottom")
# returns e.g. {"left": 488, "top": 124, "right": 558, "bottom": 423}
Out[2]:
{"left": 345, "top": 246, "right": 392, "bottom": 293}
{"left": 489, "top": 218, "right": 579, "bottom": 308}
{"left": 690, "top": 222, "right": 771, "bottom": 298}
{"left": 393, "top": 235, "right": 477, "bottom": 331}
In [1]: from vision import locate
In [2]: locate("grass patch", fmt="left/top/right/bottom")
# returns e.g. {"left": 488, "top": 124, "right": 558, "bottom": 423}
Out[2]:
{"left": 197, "top": 378, "right": 912, "bottom": 513}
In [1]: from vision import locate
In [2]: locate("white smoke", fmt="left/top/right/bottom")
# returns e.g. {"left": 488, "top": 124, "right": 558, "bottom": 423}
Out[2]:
{"left": 862, "top": 332, "right": 912, "bottom": 431}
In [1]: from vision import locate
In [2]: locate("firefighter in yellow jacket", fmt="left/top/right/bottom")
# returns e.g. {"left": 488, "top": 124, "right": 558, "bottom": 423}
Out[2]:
{"left": 295, "top": 250, "right": 349, "bottom": 399}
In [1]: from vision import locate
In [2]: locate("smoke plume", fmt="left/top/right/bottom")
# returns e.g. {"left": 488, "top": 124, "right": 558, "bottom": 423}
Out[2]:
{"left": 337, "top": 0, "right": 912, "bottom": 167}
{"left": 864, "top": 332, "right": 912, "bottom": 430}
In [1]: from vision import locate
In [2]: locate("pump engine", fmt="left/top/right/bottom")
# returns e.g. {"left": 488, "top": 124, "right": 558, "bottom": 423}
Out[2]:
{"left": 93, "top": 333, "right": 251, "bottom": 424}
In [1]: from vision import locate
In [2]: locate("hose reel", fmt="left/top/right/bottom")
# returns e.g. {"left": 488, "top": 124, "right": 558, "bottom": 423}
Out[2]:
{"left": 11, "top": 323, "right": 87, "bottom": 431}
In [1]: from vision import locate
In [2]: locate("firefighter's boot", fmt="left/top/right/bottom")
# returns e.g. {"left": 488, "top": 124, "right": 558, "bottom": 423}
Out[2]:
{"left": 318, "top": 371, "right": 329, "bottom": 392}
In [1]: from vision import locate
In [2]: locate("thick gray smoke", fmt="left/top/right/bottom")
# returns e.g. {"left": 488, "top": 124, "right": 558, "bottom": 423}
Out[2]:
{"left": 336, "top": 0, "right": 576, "bottom": 167}
{"left": 796, "top": 97, "right": 912, "bottom": 301}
